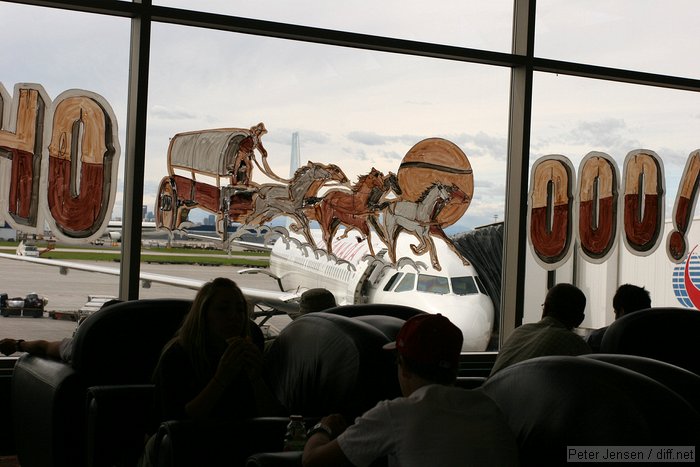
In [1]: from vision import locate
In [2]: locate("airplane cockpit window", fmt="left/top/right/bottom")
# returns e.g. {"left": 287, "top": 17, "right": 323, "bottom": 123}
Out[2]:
{"left": 474, "top": 276, "right": 487, "bottom": 295}
{"left": 394, "top": 273, "right": 416, "bottom": 292}
{"left": 450, "top": 276, "right": 479, "bottom": 295}
{"left": 417, "top": 274, "right": 450, "bottom": 294}
{"left": 383, "top": 273, "right": 401, "bottom": 291}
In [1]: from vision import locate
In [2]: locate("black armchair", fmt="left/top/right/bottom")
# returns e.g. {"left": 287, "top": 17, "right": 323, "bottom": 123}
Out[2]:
{"left": 11, "top": 298, "right": 192, "bottom": 467}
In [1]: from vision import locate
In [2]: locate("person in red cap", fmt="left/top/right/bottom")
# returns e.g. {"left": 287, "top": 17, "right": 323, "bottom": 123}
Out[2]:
{"left": 302, "top": 313, "right": 519, "bottom": 467}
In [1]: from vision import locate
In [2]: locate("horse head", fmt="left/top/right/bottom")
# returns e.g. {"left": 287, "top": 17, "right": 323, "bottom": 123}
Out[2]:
{"left": 355, "top": 167, "right": 385, "bottom": 192}
{"left": 382, "top": 171, "right": 402, "bottom": 195}
{"left": 323, "top": 163, "right": 349, "bottom": 184}
{"left": 446, "top": 183, "right": 470, "bottom": 202}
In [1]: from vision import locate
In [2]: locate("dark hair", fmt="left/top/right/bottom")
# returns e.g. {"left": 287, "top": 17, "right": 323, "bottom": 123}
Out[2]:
{"left": 543, "top": 283, "right": 586, "bottom": 329}
{"left": 613, "top": 284, "right": 651, "bottom": 318}
{"left": 399, "top": 354, "right": 458, "bottom": 385}
{"left": 170, "top": 277, "right": 249, "bottom": 382}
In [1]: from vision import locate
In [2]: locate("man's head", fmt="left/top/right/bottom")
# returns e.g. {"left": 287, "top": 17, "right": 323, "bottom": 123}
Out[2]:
{"left": 384, "top": 313, "right": 463, "bottom": 387}
{"left": 613, "top": 284, "right": 651, "bottom": 319}
{"left": 299, "top": 288, "right": 337, "bottom": 315}
{"left": 542, "top": 283, "right": 586, "bottom": 329}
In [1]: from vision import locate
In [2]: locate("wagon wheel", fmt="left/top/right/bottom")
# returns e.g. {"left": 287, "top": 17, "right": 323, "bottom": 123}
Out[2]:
{"left": 156, "top": 177, "right": 178, "bottom": 231}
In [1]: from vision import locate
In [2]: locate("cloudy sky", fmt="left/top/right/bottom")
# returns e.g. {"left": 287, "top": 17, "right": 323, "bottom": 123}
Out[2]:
{"left": 1, "top": 0, "right": 699, "bottom": 235}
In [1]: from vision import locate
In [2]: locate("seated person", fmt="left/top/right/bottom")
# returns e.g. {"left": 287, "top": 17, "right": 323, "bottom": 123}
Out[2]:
{"left": 302, "top": 314, "right": 519, "bottom": 467}
{"left": 0, "top": 299, "right": 122, "bottom": 363}
{"left": 586, "top": 283, "right": 651, "bottom": 352}
{"left": 140, "top": 278, "right": 283, "bottom": 466}
{"left": 490, "top": 283, "right": 591, "bottom": 376}
{"left": 296, "top": 288, "right": 337, "bottom": 318}
{"left": 0, "top": 337, "right": 73, "bottom": 362}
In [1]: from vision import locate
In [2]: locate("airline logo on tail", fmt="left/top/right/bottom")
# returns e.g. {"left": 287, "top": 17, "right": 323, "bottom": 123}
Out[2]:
{"left": 673, "top": 245, "right": 700, "bottom": 309}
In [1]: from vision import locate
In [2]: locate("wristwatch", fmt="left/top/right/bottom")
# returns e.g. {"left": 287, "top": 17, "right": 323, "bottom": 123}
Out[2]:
{"left": 307, "top": 422, "right": 333, "bottom": 439}
{"left": 15, "top": 340, "right": 24, "bottom": 353}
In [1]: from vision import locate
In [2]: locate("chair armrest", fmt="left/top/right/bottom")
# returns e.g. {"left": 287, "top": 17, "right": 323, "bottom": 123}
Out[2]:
{"left": 86, "top": 384, "right": 155, "bottom": 467}
{"left": 246, "top": 451, "right": 302, "bottom": 467}
{"left": 12, "top": 354, "right": 83, "bottom": 467}
{"left": 155, "top": 417, "right": 292, "bottom": 467}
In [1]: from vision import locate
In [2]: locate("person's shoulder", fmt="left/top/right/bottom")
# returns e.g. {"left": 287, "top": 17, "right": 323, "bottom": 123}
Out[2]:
{"left": 159, "top": 339, "right": 186, "bottom": 361}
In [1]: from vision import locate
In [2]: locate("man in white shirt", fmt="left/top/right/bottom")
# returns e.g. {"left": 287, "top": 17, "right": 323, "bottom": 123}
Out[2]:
{"left": 302, "top": 313, "right": 519, "bottom": 467}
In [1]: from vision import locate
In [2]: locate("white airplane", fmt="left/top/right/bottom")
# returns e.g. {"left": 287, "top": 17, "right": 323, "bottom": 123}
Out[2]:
{"left": 105, "top": 220, "right": 158, "bottom": 242}
{"left": 261, "top": 229, "right": 494, "bottom": 351}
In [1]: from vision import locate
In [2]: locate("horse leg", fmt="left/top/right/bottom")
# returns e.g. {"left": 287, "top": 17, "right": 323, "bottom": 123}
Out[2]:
{"left": 426, "top": 235, "right": 441, "bottom": 271}
{"left": 383, "top": 217, "right": 399, "bottom": 264}
{"left": 364, "top": 227, "right": 376, "bottom": 257}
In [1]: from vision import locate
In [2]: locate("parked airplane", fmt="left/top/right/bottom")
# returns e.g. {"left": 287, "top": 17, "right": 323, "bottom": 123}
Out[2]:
{"left": 263, "top": 229, "right": 494, "bottom": 351}
{"left": 105, "top": 220, "right": 158, "bottom": 242}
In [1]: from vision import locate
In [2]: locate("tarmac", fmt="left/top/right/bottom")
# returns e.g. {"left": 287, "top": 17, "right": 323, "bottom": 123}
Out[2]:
{"left": 0, "top": 259, "right": 290, "bottom": 343}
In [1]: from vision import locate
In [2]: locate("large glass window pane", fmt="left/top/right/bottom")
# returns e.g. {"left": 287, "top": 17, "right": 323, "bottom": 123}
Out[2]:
{"left": 154, "top": 0, "right": 513, "bottom": 52}
{"left": 526, "top": 72, "right": 700, "bottom": 336}
{"left": 536, "top": 0, "right": 700, "bottom": 78}
{"left": 145, "top": 24, "right": 509, "bottom": 343}
{"left": 0, "top": 3, "right": 129, "bottom": 342}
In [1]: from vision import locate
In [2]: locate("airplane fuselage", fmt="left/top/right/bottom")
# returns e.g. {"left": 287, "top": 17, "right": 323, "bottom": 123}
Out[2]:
{"left": 269, "top": 231, "right": 494, "bottom": 351}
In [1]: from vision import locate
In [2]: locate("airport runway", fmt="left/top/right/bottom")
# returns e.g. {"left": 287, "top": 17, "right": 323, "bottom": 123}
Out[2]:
{"left": 0, "top": 260, "right": 291, "bottom": 343}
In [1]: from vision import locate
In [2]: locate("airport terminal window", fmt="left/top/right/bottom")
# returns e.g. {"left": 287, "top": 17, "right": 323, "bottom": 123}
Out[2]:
{"left": 1, "top": 2, "right": 129, "bottom": 342}
{"left": 417, "top": 274, "right": 450, "bottom": 295}
{"left": 154, "top": 0, "right": 513, "bottom": 52}
{"left": 523, "top": 72, "right": 700, "bottom": 328}
{"left": 536, "top": 0, "right": 700, "bottom": 79}
{"left": 394, "top": 273, "right": 416, "bottom": 293}
{"left": 450, "top": 276, "right": 479, "bottom": 296}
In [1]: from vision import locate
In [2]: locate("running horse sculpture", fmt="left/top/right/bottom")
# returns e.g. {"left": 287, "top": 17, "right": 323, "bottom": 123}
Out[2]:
{"left": 305, "top": 167, "right": 389, "bottom": 257}
{"left": 381, "top": 182, "right": 465, "bottom": 271}
{"left": 233, "top": 161, "right": 348, "bottom": 246}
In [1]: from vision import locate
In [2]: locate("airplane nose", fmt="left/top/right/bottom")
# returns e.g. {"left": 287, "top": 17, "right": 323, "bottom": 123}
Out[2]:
{"left": 438, "top": 295, "right": 494, "bottom": 352}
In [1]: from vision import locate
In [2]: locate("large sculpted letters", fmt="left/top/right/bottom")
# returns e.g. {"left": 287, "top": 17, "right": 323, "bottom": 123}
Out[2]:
{"left": 0, "top": 83, "right": 119, "bottom": 243}
{"left": 529, "top": 149, "right": 677, "bottom": 267}
{"left": 622, "top": 150, "right": 664, "bottom": 254}
{"left": 668, "top": 150, "right": 700, "bottom": 262}
{"left": 577, "top": 152, "right": 618, "bottom": 263}
{"left": 0, "top": 84, "right": 47, "bottom": 228}
{"left": 528, "top": 156, "right": 574, "bottom": 270}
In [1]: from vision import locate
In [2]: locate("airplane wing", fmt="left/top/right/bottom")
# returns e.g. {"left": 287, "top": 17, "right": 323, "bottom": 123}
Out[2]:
{"left": 0, "top": 252, "right": 300, "bottom": 315}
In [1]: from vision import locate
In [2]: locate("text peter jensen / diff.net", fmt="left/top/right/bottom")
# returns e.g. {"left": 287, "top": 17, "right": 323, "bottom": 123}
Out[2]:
{"left": 567, "top": 446, "right": 695, "bottom": 463}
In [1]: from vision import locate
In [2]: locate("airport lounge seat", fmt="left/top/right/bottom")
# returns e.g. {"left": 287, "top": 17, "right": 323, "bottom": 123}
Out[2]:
{"left": 264, "top": 312, "right": 400, "bottom": 418}
{"left": 599, "top": 307, "right": 700, "bottom": 375}
{"left": 480, "top": 356, "right": 700, "bottom": 466}
{"left": 157, "top": 312, "right": 401, "bottom": 467}
{"left": 11, "top": 298, "right": 192, "bottom": 467}
{"left": 324, "top": 303, "right": 424, "bottom": 321}
{"left": 583, "top": 353, "right": 700, "bottom": 412}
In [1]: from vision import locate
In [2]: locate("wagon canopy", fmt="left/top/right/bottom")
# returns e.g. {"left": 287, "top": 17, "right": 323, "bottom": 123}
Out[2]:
{"left": 167, "top": 128, "right": 250, "bottom": 177}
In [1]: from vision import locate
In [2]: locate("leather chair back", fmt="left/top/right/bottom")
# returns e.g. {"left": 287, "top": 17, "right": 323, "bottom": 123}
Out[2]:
{"left": 600, "top": 307, "right": 700, "bottom": 375}
{"left": 481, "top": 356, "right": 700, "bottom": 466}
{"left": 263, "top": 312, "right": 400, "bottom": 420}
{"left": 72, "top": 298, "right": 192, "bottom": 384}
{"left": 583, "top": 353, "right": 700, "bottom": 412}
